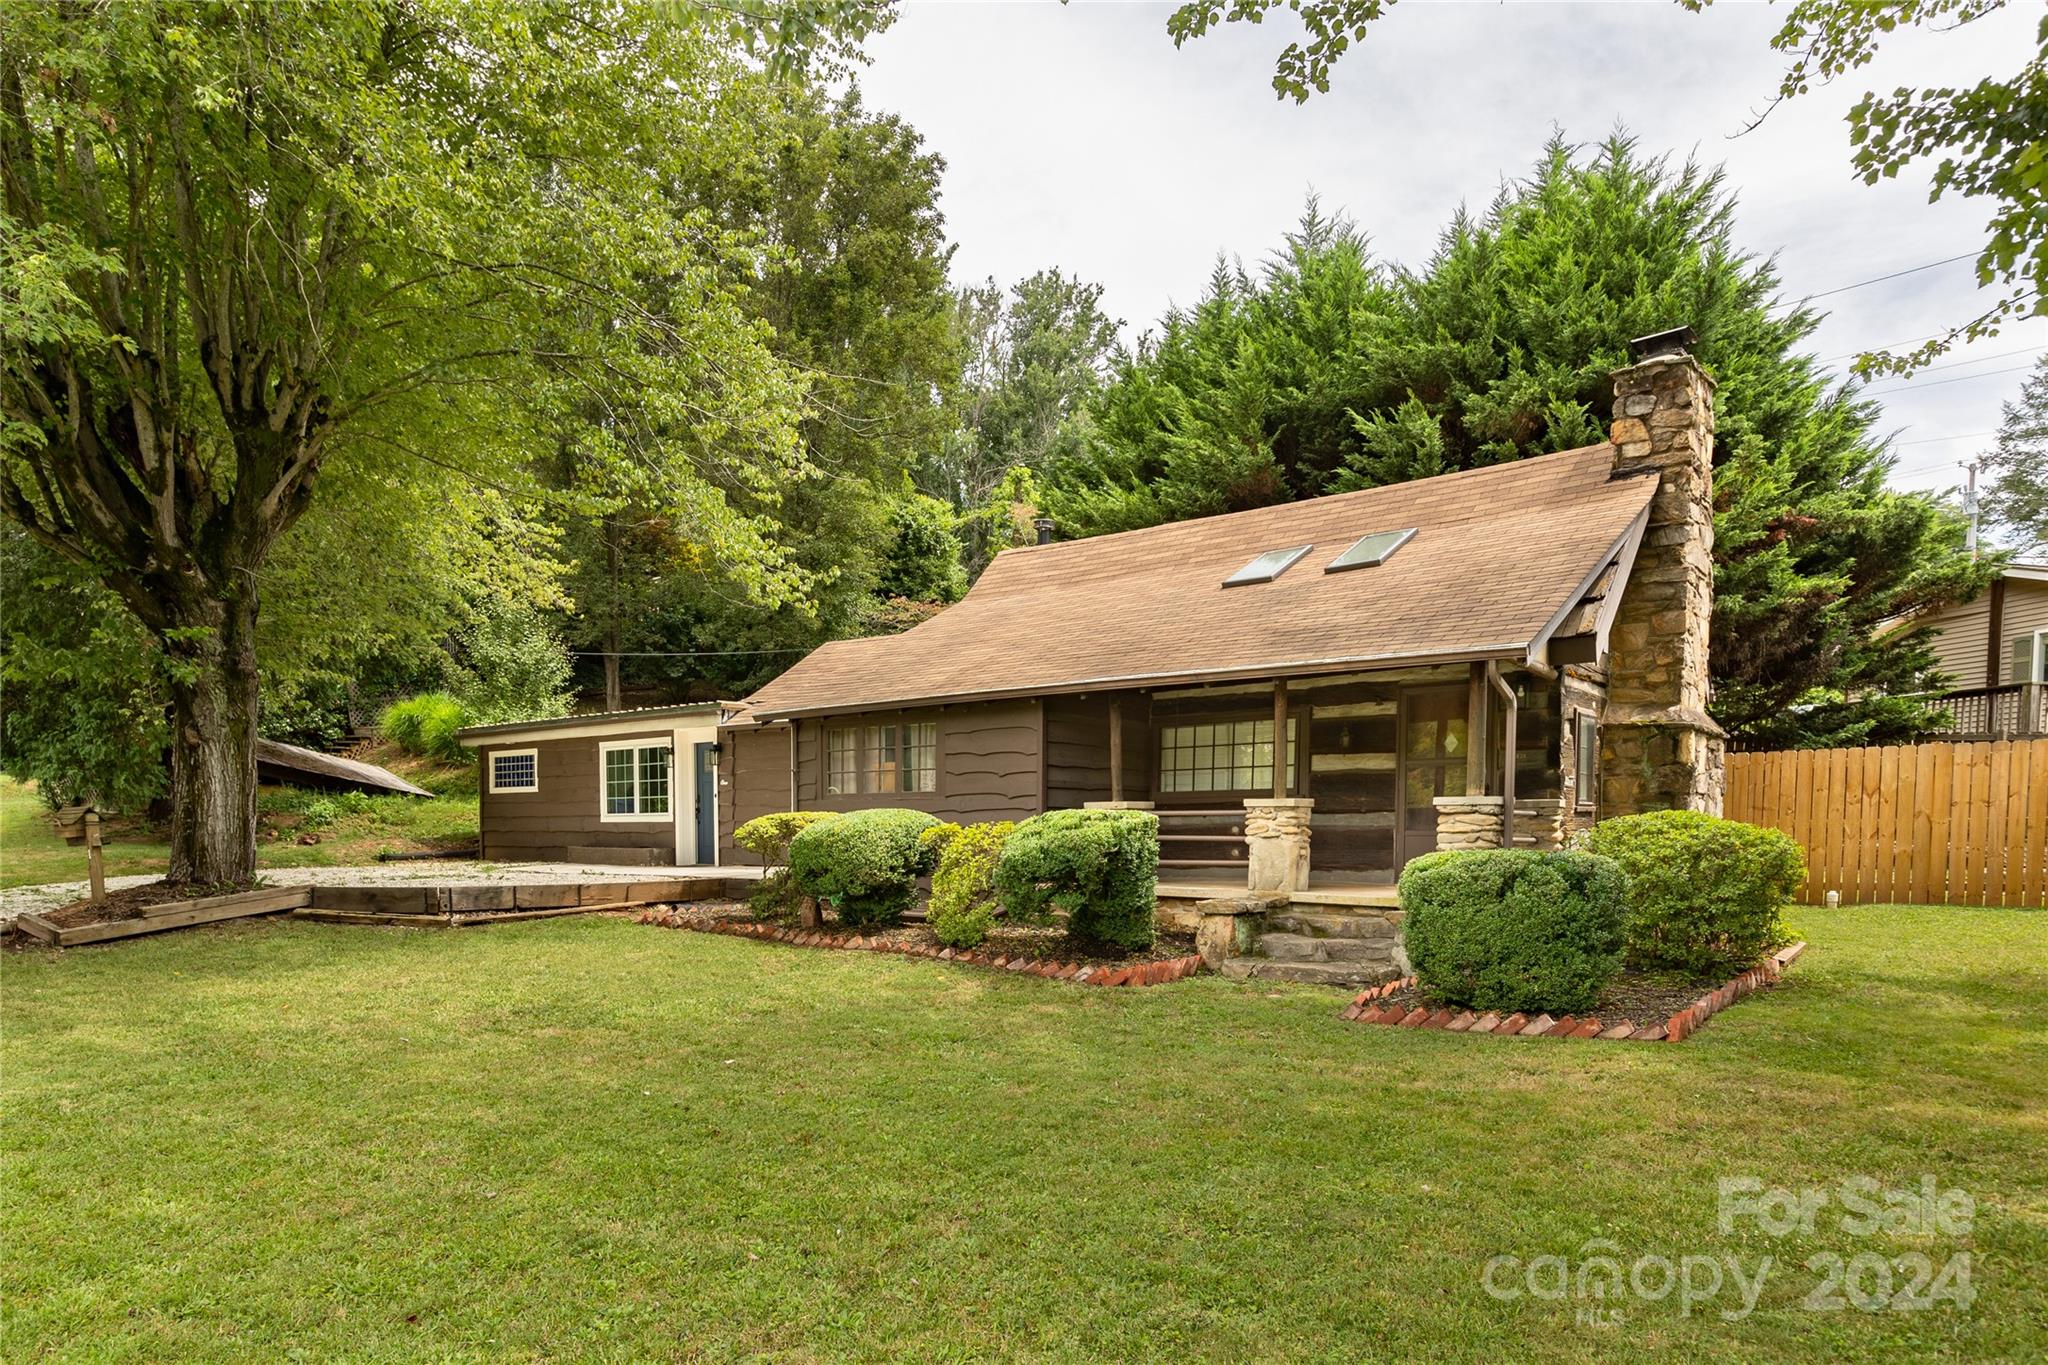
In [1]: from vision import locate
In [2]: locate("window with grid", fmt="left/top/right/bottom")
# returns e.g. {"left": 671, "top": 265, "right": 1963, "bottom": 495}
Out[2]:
{"left": 824, "top": 720, "right": 937, "bottom": 794}
{"left": 1157, "top": 718, "right": 1297, "bottom": 794}
{"left": 490, "top": 751, "right": 536, "bottom": 792}
{"left": 603, "top": 744, "right": 671, "bottom": 816}
{"left": 1574, "top": 712, "right": 1598, "bottom": 809}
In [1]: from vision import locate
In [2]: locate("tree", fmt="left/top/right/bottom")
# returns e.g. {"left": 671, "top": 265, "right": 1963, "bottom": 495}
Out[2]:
{"left": 1044, "top": 138, "right": 1994, "bottom": 746}
{"left": 1982, "top": 354, "right": 2048, "bottom": 550}
{"left": 927, "top": 269, "right": 1122, "bottom": 571}
{"left": 1162, "top": 0, "right": 2048, "bottom": 374}
{"left": 1, "top": 4, "right": 819, "bottom": 883}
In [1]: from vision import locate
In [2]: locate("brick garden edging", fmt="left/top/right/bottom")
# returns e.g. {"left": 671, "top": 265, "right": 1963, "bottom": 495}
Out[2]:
{"left": 1338, "top": 941, "right": 1807, "bottom": 1043}
{"left": 642, "top": 911, "right": 1204, "bottom": 987}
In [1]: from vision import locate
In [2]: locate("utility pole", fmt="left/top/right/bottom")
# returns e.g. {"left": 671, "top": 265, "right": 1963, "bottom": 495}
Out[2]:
{"left": 1964, "top": 459, "right": 1982, "bottom": 561}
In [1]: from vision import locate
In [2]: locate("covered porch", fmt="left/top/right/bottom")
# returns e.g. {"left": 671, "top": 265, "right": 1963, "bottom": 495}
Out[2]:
{"left": 1060, "top": 659, "right": 1578, "bottom": 897}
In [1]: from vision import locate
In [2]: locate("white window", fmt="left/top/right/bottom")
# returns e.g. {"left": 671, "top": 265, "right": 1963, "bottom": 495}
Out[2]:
{"left": 599, "top": 741, "right": 671, "bottom": 820}
{"left": 1158, "top": 718, "right": 1297, "bottom": 794}
{"left": 489, "top": 749, "right": 538, "bottom": 793}
{"left": 2013, "top": 630, "right": 2048, "bottom": 684}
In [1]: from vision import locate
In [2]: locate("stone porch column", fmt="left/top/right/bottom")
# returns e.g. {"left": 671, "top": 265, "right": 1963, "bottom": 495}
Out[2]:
{"left": 1242, "top": 797, "right": 1313, "bottom": 894}
{"left": 1433, "top": 795, "right": 1504, "bottom": 850}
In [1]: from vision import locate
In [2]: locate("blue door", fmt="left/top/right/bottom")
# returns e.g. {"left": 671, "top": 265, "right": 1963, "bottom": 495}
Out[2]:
{"left": 694, "top": 742, "right": 718, "bottom": 866}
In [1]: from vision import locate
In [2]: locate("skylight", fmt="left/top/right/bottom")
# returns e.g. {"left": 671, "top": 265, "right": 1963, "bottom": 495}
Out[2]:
{"left": 1222, "top": 544, "right": 1313, "bottom": 588}
{"left": 1326, "top": 528, "right": 1416, "bottom": 573}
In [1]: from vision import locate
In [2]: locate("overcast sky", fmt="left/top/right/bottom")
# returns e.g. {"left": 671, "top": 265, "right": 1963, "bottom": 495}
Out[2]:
{"left": 858, "top": 0, "right": 2046, "bottom": 505}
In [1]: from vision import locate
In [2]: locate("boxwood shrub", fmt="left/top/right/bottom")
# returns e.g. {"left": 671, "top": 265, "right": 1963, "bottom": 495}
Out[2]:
{"left": 1582, "top": 810, "right": 1803, "bottom": 975}
{"left": 1398, "top": 849, "right": 1627, "bottom": 1015}
{"left": 922, "top": 820, "right": 1014, "bottom": 949}
{"left": 787, "top": 807, "right": 941, "bottom": 928}
{"left": 734, "top": 811, "right": 838, "bottom": 917}
{"left": 993, "top": 808, "right": 1159, "bottom": 951}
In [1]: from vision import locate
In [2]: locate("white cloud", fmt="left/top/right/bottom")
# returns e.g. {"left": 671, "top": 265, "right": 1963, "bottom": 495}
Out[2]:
{"left": 859, "top": 0, "right": 2046, "bottom": 495}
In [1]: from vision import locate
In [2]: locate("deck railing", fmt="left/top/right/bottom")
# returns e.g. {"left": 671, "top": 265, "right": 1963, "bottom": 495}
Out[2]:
{"left": 1154, "top": 807, "right": 1249, "bottom": 870}
{"left": 1926, "top": 684, "right": 2047, "bottom": 739}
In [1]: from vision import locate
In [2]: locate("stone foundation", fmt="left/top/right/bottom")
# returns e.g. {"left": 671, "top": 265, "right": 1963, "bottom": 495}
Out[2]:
{"left": 1433, "top": 795, "right": 1504, "bottom": 850}
{"left": 1515, "top": 798, "right": 1567, "bottom": 851}
{"left": 1243, "top": 797, "right": 1313, "bottom": 893}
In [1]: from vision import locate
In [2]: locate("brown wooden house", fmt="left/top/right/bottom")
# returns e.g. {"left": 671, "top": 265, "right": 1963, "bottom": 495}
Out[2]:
{"left": 725, "top": 331, "right": 1729, "bottom": 895}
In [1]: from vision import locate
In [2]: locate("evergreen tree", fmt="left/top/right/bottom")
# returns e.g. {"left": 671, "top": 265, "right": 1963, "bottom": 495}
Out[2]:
{"left": 1045, "top": 136, "right": 1992, "bottom": 746}
{"left": 1983, "top": 355, "right": 2048, "bottom": 552}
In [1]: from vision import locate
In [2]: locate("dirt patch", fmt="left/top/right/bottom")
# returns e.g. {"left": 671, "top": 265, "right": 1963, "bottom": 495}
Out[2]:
{"left": 1374, "top": 965, "right": 1749, "bottom": 1025}
{"left": 649, "top": 902, "right": 1195, "bottom": 967}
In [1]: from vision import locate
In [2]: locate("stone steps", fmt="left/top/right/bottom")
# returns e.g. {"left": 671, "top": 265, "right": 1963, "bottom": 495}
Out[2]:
{"left": 1217, "top": 958, "right": 1397, "bottom": 988}
{"left": 1256, "top": 931, "right": 1390, "bottom": 964}
{"left": 1266, "top": 909, "right": 1400, "bottom": 940}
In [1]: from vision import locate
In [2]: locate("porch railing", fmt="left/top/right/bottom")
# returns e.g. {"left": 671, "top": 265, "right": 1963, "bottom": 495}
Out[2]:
{"left": 1155, "top": 808, "right": 1249, "bottom": 870}
{"left": 1925, "top": 684, "right": 2047, "bottom": 739}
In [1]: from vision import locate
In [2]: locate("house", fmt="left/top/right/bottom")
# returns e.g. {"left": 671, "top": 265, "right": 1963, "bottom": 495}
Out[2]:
{"left": 719, "top": 328, "right": 1726, "bottom": 898}
{"left": 1911, "top": 558, "right": 2048, "bottom": 738}
{"left": 458, "top": 704, "right": 726, "bottom": 866}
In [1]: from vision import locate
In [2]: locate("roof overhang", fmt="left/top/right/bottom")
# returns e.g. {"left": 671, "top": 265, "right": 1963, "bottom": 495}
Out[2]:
{"left": 744, "top": 643, "right": 1532, "bottom": 722}
{"left": 1526, "top": 501, "right": 1652, "bottom": 671}
{"left": 456, "top": 702, "right": 729, "bottom": 747}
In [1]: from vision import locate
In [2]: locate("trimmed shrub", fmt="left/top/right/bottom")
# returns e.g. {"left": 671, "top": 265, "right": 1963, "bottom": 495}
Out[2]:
{"left": 1399, "top": 849, "right": 1627, "bottom": 1015}
{"left": 925, "top": 820, "right": 1014, "bottom": 948}
{"left": 734, "top": 811, "right": 838, "bottom": 917}
{"left": 788, "top": 807, "right": 941, "bottom": 928}
{"left": 380, "top": 693, "right": 472, "bottom": 762}
{"left": 993, "top": 808, "right": 1159, "bottom": 951}
{"left": 1582, "top": 810, "right": 1803, "bottom": 975}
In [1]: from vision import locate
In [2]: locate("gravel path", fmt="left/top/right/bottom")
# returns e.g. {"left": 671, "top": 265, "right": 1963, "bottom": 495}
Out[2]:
{"left": 0, "top": 860, "right": 759, "bottom": 921}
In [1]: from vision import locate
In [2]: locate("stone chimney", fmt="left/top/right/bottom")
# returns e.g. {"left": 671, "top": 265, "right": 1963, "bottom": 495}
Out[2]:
{"left": 1600, "top": 327, "right": 1726, "bottom": 816}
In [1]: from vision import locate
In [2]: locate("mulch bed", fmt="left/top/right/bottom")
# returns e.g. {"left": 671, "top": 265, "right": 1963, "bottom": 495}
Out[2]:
{"left": 640, "top": 901, "right": 1202, "bottom": 983}
{"left": 1341, "top": 942, "right": 1807, "bottom": 1043}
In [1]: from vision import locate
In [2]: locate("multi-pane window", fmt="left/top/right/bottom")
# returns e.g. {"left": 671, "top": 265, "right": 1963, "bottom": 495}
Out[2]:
{"left": 1574, "top": 712, "right": 1599, "bottom": 810}
{"left": 602, "top": 743, "right": 671, "bottom": 817}
{"left": 1158, "top": 719, "right": 1297, "bottom": 794}
{"left": 824, "top": 720, "right": 937, "bottom": 795}
{"left": 489, "top": 750, "right": 537, "bottom": 793}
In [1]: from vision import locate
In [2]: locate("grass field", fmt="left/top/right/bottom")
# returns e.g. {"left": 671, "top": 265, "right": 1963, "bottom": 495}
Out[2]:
{"left": 3, "top": 904, "right": 2043, "bottom": 1362}
{"left": 0, "top": 747, "right": 478, "bottom": 889}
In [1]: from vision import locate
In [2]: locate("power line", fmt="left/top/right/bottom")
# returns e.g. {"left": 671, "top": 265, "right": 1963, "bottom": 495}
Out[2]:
{"left": 1863, "top": 362, "right": 2037, "bottom": 397}
{"left": 567, "top": 648, "right": 809, "bottom": 659}
{"left": 1796, "top": 251, "right": 1978, "bottom": 303}
{"left": 1825, "top": 342, "right": 2041, "bottom": 376}
{"left": 1893, "top": 430, "right": 1999, "bottom": 446}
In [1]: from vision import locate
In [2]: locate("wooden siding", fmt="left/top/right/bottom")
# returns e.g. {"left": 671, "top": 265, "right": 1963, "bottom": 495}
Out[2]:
{"left": 787, "top": 700, "right": 1043, "bottom": 824}
{"left": 1922, "top": 577, "right": 2048, "bottom": 689}
{"left": 1727, "top": 739, "right": 2047, "bottom": 908}
{"left": 477, "top": 732, "right": 678, "bottom": 862}
{"left": 1043, "top": 693, "right": 1154, "bottom": 809}
{"left": 718, "top": 725, "right": 793, "bottom": 863}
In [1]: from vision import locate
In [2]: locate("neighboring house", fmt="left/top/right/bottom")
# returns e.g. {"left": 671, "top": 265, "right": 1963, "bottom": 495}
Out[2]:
{"left": 1911, "top": 559, "right": 2048, "bottom": 738}
{"left": 458, "top": 704, "right": 726, "bottom": 866}
{"left": 719, "top": 329, "right": 1727, "bottom": 892}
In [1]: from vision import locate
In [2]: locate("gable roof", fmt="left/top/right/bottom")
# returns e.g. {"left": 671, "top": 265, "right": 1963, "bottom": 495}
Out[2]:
{"left": 744, "top": 443, "right": 1657, "bottom": 719}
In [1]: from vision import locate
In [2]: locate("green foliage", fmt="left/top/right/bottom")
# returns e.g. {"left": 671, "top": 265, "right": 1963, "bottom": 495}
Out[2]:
{"left": 448, "top": 600, "right": 573, "bottom": 726}
{"left": 788, "top": 807, "right": 942, "bottom": 928}
{"left": 1163, "top": 0, "right": 2044, "bottom": 373}
{"left": 735, "top": 810, "right": 840, "bottom": 916}
{"left": 1398, "top": 849, "right": 1628, "bottom": 1015}
{"left": 925, "top": 820, "right": 1014, "bottom": 949}
{"left": 993, "top": 809, "right": 1159, "bottom": 951}
{"left": 0, "top": 528, "right": 168, "bottom": 811}
{"left": 379, "top": 695, "right": 473, "bottom": 764}
{"left": 1045, "top": 143, "right": 1993, "bottom": 746}
{"left": 877, "top": 494, "right": 968, "bottom": 605}
{"left": 1985, "top": 355, "right": 2048, "bottom": 550}
{"left": 1583, "top": 811, "right": 1804, "bottom": 975}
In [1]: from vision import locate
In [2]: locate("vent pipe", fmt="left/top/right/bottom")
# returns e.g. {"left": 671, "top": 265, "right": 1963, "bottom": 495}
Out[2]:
{"left": 1032, "top": 517, "right": 1055, "bottom": 546}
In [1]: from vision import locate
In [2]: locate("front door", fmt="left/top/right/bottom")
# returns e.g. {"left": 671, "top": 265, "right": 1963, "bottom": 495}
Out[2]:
{"left": 1397, "top": 685, "right": 1471, "bottom": 868}
{"left": 693, "top": 742, "right": 718, "bottom": 866}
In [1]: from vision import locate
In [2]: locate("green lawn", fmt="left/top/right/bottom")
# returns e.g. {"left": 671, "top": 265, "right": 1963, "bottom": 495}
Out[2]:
{"left": 3, "top": 905, "right": 2042, "bottom": 1362}
{"left": 1, "top": 756, "right": 478, "bottom": 889}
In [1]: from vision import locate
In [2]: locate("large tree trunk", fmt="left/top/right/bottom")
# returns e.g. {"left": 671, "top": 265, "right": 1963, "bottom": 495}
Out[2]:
{"left": 163, "top": 590, "right": 262, "bottom": 887}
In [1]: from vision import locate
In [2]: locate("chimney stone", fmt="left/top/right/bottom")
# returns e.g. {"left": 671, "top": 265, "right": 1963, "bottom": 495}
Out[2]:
{"left": 1599, "top": 336, "right": 1726, "bottom": 817}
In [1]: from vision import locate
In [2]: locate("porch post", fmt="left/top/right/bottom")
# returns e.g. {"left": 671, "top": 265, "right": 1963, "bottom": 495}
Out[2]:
{"left": 1272, "top": 681, "right": 1288, "bottom": 798}
{"left": 1466, "top": 662, "right": 1488, "bottom": 795}
{"left": 1108, "top": 697, "right": 1124, "bottom": 803}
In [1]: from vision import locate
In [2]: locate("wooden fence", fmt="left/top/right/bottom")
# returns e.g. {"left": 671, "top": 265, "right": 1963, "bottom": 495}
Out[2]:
{"left": 1725, "top": 739, "right": 2048, "bottom": 908}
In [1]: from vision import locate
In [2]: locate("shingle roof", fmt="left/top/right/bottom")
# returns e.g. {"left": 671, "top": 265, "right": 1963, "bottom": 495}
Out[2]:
{"left": 745, "top": 444, "right": 1657, "bottom": 718}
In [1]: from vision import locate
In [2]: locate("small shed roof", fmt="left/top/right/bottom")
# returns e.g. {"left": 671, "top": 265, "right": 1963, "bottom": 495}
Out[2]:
{"left": 744, "top": 443, "right": 1656, "bottom": 719}
{"left": 255, "top": 740, "right": 433, "bottom": 798}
